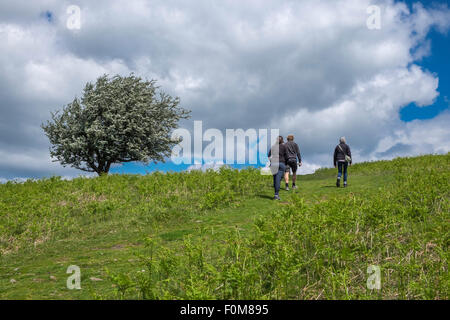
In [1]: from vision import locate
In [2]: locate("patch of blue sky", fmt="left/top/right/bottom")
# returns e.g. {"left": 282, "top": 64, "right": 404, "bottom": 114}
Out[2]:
{"left": 40, "top": 10, "right": 53, "bottom": 23}
{"left": 398, "top": 1, "right": 450, "bottom": 121}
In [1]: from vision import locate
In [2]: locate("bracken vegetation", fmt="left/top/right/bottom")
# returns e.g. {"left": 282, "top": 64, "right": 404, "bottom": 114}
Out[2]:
{"left": 0, "top": 154, "right": 448, "bottom": 299}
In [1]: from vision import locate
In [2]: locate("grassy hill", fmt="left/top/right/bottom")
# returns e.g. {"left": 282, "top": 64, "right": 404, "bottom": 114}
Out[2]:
{"left": 0, "top": 154, "right": 448, "bottom": 299}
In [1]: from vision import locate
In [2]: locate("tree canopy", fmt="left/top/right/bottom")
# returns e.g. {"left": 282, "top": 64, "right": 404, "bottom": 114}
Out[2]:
{"left": 42, "top": 74, "right": 190, "bottom": 175}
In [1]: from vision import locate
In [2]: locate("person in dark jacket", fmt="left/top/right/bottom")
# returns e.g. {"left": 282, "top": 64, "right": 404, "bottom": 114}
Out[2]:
{"left": 333, "top": 137, "right": 352, "bottom": 187}
{"left": 268, "top": 136, "right": 288, "bottom": 200}
{"left": 283, "top": 135, "right": 302, "bottom": 190}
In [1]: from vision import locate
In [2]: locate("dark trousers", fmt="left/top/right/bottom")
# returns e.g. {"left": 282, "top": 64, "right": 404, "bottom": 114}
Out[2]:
{"left": 337, "top": 161, "right": 348, "bottom": 182}
{"left": 273, "top": 163, "right": 286, "bottom": 195}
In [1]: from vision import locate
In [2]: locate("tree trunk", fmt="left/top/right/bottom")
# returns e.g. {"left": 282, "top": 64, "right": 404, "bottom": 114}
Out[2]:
{"left": 104, "top": 161, "right": 112, "bottom": 175}
{"left": 95, "top": 161, "right": 112, "bottom": 176}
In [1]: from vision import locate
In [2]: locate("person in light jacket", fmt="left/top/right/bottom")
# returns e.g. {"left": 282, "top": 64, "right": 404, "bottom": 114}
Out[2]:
{"left": 333, "top": 137, "right": 352, "bottom": 187}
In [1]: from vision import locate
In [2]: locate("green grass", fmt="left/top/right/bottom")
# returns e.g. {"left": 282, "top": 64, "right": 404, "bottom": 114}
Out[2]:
{"left": 0, "top": 154, "right": 448, "bottom": 299}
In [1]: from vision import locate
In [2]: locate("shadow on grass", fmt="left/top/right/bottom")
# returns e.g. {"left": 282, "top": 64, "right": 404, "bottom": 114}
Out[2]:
{"left": 257, "top": 194, "right": 274, "bottom": 200}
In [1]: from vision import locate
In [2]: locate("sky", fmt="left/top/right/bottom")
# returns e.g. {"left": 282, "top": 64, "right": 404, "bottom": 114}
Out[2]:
{"left": 0, "top": 0, "right": 449, "bottom": 180}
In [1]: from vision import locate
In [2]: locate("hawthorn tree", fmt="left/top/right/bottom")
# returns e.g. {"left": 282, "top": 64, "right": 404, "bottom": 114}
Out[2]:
{"left": 42, "top": 74, "right": 190, "bottom": 176}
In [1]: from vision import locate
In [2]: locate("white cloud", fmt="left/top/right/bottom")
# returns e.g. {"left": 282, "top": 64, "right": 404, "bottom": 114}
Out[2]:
{"left": 0, "top": 0, "right": 449, "bottom": 178}
{"left": 187, "top": 162, "right": 227, "bottom": 173}
{"left": 374, "top": 111, "right": 450, "bottom": 158}
{"left": 0, "top": 177, "right": 31, "bottom": 184}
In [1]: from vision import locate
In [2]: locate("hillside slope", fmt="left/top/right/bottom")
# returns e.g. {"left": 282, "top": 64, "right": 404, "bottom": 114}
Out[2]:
{"left": 0, "top": 154, "right": 448, "bottom": 299}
